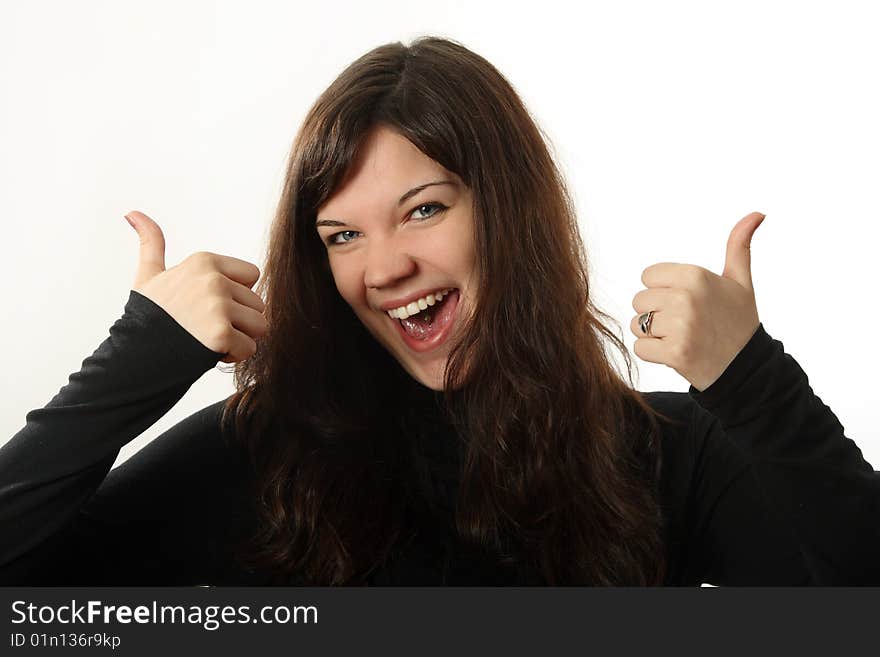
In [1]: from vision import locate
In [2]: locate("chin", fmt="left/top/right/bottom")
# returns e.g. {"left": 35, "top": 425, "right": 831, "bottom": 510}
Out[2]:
{"left": 356, "top": 293, "right": 470, "bottom": 392}
{"left": 409, "top": 365, "right": 446, "bottom": 391}
{"left": 388, "top": 350, "right": 446, "bottom": 391}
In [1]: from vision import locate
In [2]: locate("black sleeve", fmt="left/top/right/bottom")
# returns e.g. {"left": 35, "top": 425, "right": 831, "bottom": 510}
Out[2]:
{"left": 686, "top": 323, "right": 880, "bottom": 584}
{"left": 0, "top": 290, "right": 244, "bottom": 584}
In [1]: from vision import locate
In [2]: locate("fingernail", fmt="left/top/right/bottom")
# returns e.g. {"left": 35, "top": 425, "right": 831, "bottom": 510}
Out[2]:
{"left": 124, "top": 214, "right": 136, "bottom": 228}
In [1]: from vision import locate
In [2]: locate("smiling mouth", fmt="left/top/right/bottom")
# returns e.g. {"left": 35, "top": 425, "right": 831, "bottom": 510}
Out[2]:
{"left": 390, "top": 289, "right": 460, "bottom": 350}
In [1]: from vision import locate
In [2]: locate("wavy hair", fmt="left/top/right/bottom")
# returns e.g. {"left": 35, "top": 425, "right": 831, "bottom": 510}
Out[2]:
{"left": 221, "top": 36, "right": 678, "bottom": 585}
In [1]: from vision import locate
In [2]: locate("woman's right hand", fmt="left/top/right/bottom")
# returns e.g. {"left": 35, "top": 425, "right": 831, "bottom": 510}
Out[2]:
{"left": 124, "top": 210, "right": 268, "bottom": 364}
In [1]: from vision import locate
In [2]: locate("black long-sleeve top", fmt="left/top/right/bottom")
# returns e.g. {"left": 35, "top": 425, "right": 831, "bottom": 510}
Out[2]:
{"left": 1, "top": 291, "right": 878, "bottom": 585}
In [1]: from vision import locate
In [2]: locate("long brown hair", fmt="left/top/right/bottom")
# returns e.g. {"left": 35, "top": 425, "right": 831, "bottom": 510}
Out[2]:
{"left": 221, "top": 36, "right": 679, "bottom": 585}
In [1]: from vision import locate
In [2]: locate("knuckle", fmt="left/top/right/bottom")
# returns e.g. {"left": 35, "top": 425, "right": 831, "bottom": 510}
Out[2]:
{"left": 631, "top": 292, "right": 642, "bottom": 312}
{"left": 214, "top": 321, "right": 235, "bottom": 346}
{"left": 250, "top": 319, "right": 266, "bottom": 339}
{"left": 690, "top": 267, "right": 709, "bottom": 289}
{"left": 205, "top": 271, "right": 227, "bottom": 294}
{"left": 672, "top": 341, "right": 691, "bottom": 366}
{"left": 189, "top": 251, "right": 212, "bottom": 268}
{"left": 205, "top": 296, "right": 226, "bottom": 318}
{"left": 676, "top": 288, "right": 694, "bottom": 309}
{"left": 676, "top": 316, "right": 692, "bottom": 339}
{"left": 685, "top": 292, "right": 701, "bottom": 317}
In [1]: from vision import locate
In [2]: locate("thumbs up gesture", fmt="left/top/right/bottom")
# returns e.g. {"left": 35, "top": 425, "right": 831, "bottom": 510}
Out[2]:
{"left": 630, "top": 211, "right": 766, "bottom": 392}
{"left": 124, "top": 211, "right": 268, "bottom": 364}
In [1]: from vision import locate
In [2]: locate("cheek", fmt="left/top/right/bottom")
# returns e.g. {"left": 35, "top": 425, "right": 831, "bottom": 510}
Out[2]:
{"left": 449, "top": 239, "right": 477, "bottom": 280}
{"left": 431, "top": 224, "right": 476, "bottom": 273}
{"left": 328, "top": 259, "right": 361, "bottom": 306}
{"left": 330, "top": 258, "right": 364, "bottom": 310}
{"left": 448, "top": 214, "right": 477, "bottom": 270}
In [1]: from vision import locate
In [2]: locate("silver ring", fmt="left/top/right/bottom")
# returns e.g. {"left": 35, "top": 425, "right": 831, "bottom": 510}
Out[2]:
{"left": 638, "top": 311, "right": 655, "bottom": 337}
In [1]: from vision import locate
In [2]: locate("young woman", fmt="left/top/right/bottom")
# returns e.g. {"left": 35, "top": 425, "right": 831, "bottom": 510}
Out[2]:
{"left": 1, "top": 36, "right": 877, "bottom": 586}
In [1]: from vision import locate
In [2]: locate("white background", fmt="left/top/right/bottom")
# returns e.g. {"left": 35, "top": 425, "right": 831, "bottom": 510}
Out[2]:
{"left": 1, "top": 0, "right": 877, "bottom": 468}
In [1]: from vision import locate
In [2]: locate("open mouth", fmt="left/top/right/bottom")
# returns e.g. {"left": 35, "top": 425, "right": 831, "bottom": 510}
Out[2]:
{"left": 389, "top": 288, "right": 460, "bottom": 352}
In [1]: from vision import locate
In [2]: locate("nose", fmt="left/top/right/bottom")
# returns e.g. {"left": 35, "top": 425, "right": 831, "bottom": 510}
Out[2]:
{"left": 363, "top": 237, "right": 417, "bottom": 290}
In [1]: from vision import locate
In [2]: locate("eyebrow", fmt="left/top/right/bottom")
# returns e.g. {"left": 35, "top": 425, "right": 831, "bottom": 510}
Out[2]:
{"left": 315, "top": 179, "right": 458, "bottom": 228}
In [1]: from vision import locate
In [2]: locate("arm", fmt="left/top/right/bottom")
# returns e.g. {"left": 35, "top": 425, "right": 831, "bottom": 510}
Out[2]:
{"left": 687, "top": 324, "right": 880, "bottom": 584}
{"left": 650, "top": 389, "right": 812, "bottom": 585}
{"left": 0, "top": 290, "right": 226, "bottom": 582}
{"left": 2, "top": 399, "right": 261, "bottom": 585}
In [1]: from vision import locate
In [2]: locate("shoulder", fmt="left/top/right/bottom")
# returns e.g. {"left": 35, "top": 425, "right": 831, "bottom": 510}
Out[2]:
{"left": 638, "top": 390, "right": 701, "bottom": 457}
{"left": 640, "top": 390, "right": 694, "bottom": 425}
{"left": 77, "top": 397, "right": 260, "bottom": 580}
{"left": 100, "top": 396, "right": 248, "bottom": 500}
{"left": 639, "top": 389, "right": 729, "bottom": 452}
{"left": 636, "top": 390, "right": 748, "bottom": 492}
{"left": 139, "top": 398, "right": 236, "bottom": 459}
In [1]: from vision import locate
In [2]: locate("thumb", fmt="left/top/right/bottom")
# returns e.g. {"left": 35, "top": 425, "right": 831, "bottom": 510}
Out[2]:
{"left": 124, "top": 210, "right": 166, "bottom": 288}
{"left": 721, "top": 210, "right": 765, "bottom": 291}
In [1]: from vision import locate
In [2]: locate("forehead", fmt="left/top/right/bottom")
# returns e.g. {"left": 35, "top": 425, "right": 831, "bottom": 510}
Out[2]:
{"left": 318, "top": 126, "right": 455, "bottom": 214}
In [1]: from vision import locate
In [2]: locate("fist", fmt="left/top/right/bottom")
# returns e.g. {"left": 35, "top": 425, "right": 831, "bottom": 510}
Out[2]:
{"left": 629, "top": 211, "right": 765, "bottom": 392}
{"left": 124, "top": 210, "right": 268, "bottom": 364}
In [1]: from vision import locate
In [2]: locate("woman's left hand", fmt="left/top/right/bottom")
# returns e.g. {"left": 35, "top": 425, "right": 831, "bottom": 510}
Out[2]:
{"left": 630, "top": 211, "right": 766, "bottom": 392}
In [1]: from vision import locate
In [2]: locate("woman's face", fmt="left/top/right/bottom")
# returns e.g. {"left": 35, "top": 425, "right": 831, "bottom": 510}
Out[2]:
{"left": 316, "top": 125, "right": 478, "bottom": 391}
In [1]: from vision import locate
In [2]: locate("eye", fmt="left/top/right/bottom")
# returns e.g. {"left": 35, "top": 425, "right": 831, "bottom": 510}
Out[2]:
{"left": 410, "top": 202, "right": 447, "bottom": 221}
{"left": 327, "top": 229, "right": 361, "bottom": 246}
{"left": 325, "top": 202, "right": 448, "bottom": 247}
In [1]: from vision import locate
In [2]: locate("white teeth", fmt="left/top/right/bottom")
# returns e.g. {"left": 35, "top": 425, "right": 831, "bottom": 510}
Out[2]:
{"left": 386, "top": 288, "right": 454, "bottom": 320}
